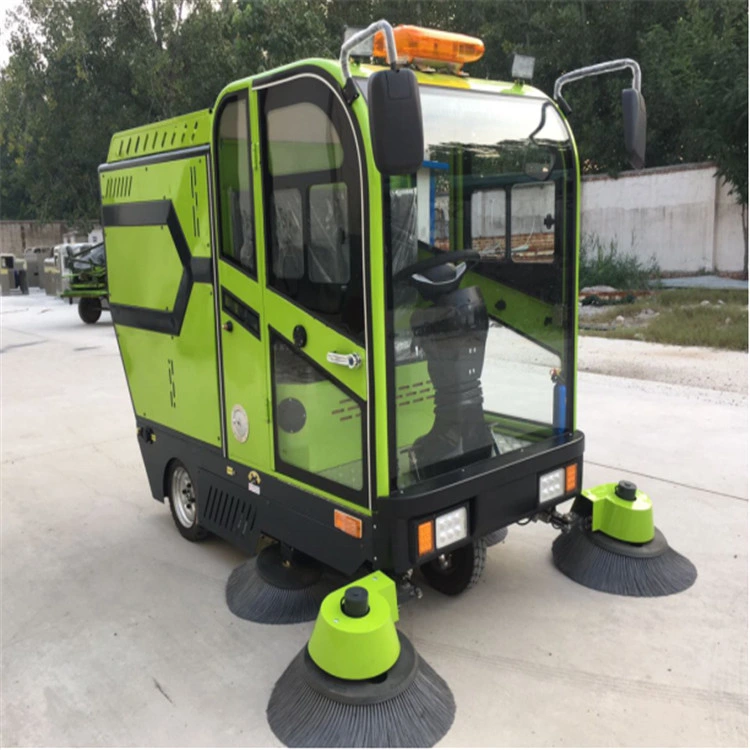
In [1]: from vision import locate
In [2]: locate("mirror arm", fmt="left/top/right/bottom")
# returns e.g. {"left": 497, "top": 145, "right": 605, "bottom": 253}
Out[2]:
{"left": 340, "top": 19, "right": 398, "bottom": 103}
{"left": 553, "top": 59, "right": 642, "bottom": 113}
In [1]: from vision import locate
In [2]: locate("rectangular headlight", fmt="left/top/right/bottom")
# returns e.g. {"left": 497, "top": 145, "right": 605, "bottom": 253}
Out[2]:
{"left": 435, "top": 506, "right": 468, "bottom": 549}
{"left": 539, "top": 468, "right": 565, "bottom": 503}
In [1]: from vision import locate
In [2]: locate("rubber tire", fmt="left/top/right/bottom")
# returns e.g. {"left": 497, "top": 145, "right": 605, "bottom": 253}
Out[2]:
{"left": 420, "top": 538, "right": 487, "bottom": 596}
{"left": 167, "top": 460, "right": 209, "bottom": 542}
{"left": 78, "top": 297, "right": 102, "bottom": 324}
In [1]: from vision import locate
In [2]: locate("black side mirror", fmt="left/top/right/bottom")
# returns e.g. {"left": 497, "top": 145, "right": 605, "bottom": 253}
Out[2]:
{"left": 622, "top": 88, "right": 646, "bottom": 169}
{"left": 368, "top": 68, "right": 424, "bottom": 175}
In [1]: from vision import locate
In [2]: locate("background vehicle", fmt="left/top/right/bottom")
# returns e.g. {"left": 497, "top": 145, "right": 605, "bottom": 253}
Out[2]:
{"left": 61, "top": 241, "right": 108, "bottom": 323}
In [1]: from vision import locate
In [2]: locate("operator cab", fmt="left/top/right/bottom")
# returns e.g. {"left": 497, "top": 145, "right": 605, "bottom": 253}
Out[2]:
{"left": 353, "top": 65, "right": 577, "bottom": 493}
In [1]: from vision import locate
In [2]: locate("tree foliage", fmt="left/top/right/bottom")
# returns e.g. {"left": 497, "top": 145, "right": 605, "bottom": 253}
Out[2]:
{"left": 0, "top": 0, "right": 747, "bottom": 225}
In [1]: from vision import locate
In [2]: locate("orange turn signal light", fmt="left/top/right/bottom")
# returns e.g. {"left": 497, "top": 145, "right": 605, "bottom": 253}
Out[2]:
{"left": 373, "top": 25, "right": 485, "bottom": 69}
{"left": 334, "top": 509, "right": 363, "bottom": 539}
{"left": 565, "top": 463, "right": 578, "bottom": 493}
{"left": 417, "top": 520, "right": 435, "bottom": 557}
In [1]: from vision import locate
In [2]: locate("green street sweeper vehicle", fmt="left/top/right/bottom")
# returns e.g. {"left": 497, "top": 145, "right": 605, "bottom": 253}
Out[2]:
{"left": 60, "top": 241, "right": 109, "bottom": 323}
{"left": 100, "top": 21, "right": 694, "bottom": 615}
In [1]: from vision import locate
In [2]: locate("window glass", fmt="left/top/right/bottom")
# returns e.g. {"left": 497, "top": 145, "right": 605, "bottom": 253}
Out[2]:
{"left": 510, "top": 183, "right": 555, "bottom": 264}
{"left": 384, "top": 87, "right": 575, "bottom": 489}
{"left": 273, "top": 337, "right": 363, "bottom": 492}
{"left": 216, "top": 95, "right": 255, "bottom": 274}
{"left": 271, "top": 189, "right": 303, "bottom": 279}
{"left": 267, "top": 102, "right": 344, "bottom": 175}
{"left": 262, "top": 80, "right": 364, "bottom": 340}
{"left": 309, "top": 183, "right": 349, "bottom": 283}
{"left": 471, "top": 189, "right": 506, "bottom": 256}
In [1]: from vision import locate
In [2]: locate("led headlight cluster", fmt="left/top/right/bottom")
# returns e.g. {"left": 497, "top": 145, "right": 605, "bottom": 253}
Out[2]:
{"left": 435, "top": 506, "right": 468, "bottom": 549}
{"left": 539, "top": 468, "right": 565, "bottom": 503}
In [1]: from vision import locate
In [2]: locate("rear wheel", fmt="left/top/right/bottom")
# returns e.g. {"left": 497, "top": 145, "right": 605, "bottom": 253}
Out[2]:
{"left": 168, "top": 461, "right": 208, "bottom": 541}
{"left": 78, "top": 297, "right": 102, "bottom": 324}
{"left": 420, "top": 538, "right": 487, "bottom": 596}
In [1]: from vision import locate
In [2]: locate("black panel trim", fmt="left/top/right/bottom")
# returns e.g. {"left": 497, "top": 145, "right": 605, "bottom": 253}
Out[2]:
{"left": 221, "top": 286, "right": 260, "bottom": 339}
{"left": 103, "top": 198, "right": 199, "bottom": 335}
{"left": 134, "top": 416, "right": 373, "bottom": 575}
{"left": 191, "top": 257, "right": 213, "bottom": 283}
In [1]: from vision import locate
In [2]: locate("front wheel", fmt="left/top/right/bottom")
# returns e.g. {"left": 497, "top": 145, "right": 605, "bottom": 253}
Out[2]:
{"left": 420, "top": 538, "right": 487, "bottom": 596}
{"left": 167, "top": 461, "right": 208, "bottom": 542}
{"left": 78, "top": 297, "right": 102, "bottom": 324}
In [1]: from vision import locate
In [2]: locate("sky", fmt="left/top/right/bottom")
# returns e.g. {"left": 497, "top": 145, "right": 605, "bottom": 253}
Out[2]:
{"left": 0, "top": 0, "right": 21, "bottom": 68}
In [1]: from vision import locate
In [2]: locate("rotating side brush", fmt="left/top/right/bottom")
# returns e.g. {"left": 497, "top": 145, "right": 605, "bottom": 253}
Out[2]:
{"left": 266, "top": 573, "right": 455, "bottom": 747}
{"left": 226, "top": 543, "right": 344, "bottom": 624}
{"left": 552, "top": 480, "right": 697, "bottom": 597}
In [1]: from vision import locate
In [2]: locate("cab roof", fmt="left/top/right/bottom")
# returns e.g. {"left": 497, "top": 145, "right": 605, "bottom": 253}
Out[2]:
{"left": 350, "top": 62, "right": 550, "bottom": 100}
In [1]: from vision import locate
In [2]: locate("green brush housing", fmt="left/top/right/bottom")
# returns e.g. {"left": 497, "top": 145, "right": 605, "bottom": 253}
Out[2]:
{"left": 307, "top": 573, "right": 401, "bottom": 680}
{"left": 584, "top": 481, "right": 655, "bottom": 544}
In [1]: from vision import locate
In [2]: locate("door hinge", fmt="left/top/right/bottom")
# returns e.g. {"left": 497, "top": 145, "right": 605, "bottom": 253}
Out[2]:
{"left": 252, "top": 141, "right": 260, "bottom": 172}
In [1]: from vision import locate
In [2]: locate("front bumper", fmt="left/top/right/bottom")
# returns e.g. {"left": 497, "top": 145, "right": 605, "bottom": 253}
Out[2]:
{"left": 374, "top": 430, "right": 585, "bottom": 573}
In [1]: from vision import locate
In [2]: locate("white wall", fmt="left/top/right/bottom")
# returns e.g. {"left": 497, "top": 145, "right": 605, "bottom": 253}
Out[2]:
{"left": 581, "top": 163, "right": 745, "bottom": 273}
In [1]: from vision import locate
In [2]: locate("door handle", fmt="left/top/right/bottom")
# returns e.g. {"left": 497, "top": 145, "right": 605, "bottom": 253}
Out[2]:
{"left": 326, "top": 352, "right": 362, "bottom": 369}
{"left": 222, "top": 320, "right": 233, "bottom": 332}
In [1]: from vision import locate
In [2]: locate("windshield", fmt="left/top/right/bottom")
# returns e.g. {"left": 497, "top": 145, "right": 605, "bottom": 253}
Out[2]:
{"left": 383, "top": 86, "right": 577, "bottom": 489}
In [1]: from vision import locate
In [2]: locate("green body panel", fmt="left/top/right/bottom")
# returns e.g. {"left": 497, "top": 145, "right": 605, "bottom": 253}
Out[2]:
{"left": 213, "top": 89, "right": 271, "bottom": 469}
{"left": 219, "top": 261, "right": 271, "bottom": 468}
{"left": 61, "top": 280, "right": 107, "bottom": 299}
{"left": 263, "top": 286, "right": 367, "bottom": 401}
{"left": 348, "top": 82, "right": 391, "bottom": 499}
{"left": 107, "top": 226, "right": 183, "bottom": 309}
{"left": 102, "top": 152, "right": 219, "bottom": 447}
{"left": 116, "top": 285, "right": 222, "bottom": 446}
{"left": 308, "top": 572, "right": 400, "bottom": 680}
{"left": 464, "top": 272, "right": 561, "bottom": 356}
{"left": 107, "top": 109, "right": 211, "bottom": 163}
{"left": 585, "top": 482, "right": 655, "bottom": 544}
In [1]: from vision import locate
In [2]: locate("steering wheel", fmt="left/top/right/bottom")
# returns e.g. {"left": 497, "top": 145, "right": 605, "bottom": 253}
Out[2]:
{"left": 394, "top": 249, "right": 480, "bottom": 285}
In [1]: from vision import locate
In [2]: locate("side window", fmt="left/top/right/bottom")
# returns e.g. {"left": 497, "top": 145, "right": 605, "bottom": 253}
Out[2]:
{"left": 471, "top": 189, "right": 506, "bottom": 257}
{"left": 216, "top": 92, "right": 255, "bottom": 275}
{"left": 509, "top": 182, "right": 555, "bottom": 264}
{"left": 261, "top": 81, "right": 363, "bottom": 341}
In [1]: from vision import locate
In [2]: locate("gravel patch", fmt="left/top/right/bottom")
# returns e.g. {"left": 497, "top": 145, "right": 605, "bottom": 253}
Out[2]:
{"left": 579, "top": 336, "right": 748, "bottom": 394}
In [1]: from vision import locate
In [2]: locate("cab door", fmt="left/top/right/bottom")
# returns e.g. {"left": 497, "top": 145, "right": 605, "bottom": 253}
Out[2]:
{"left": 254, "top": 72, "right": 371, "bottom": 510}
{"left": 213, "top": 88, "right": 271, "bottom": 469}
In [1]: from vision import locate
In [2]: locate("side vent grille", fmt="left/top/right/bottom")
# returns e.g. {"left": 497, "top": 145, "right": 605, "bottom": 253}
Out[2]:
{"left": 102, "top": 175, "right": 133, "bottom": 200}
{"left": 204, "top": 485, "right": 257, "bottom": 539}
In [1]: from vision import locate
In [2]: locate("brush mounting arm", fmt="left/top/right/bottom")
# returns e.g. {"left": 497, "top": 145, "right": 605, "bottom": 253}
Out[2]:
{"left": 553, "top": 59, "right": 642, "bottom": 115}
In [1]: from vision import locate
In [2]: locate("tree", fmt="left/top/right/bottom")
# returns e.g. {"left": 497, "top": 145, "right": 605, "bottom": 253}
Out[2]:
{"left": 640, "top": 0, "right": 748, "bottom": 275}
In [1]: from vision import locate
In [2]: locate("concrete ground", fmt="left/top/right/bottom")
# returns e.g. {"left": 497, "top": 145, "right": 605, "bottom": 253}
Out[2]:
{"left": 660, "top": 275, "right": 748, "bottom": 291}
{"left": 1, "top": 291, "right": 747, "bottom": 747}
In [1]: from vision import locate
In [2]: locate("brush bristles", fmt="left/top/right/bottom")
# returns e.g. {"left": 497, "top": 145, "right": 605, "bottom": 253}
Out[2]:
{"left": 267, "top": 649, "right": 455, "bottom": 747}
{"left": 226, "top": 560, "right": 338, "bottom": 624}
{"left": 552, "top": 525, "right": 697, "bottom": 597}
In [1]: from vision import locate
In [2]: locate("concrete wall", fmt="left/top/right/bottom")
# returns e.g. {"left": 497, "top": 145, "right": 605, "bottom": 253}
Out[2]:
{"left": 581, "top": 163, "right": 746, "bottom": 274}
{"left": 0, "top": 221, "right": 66, "bottom": 254}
